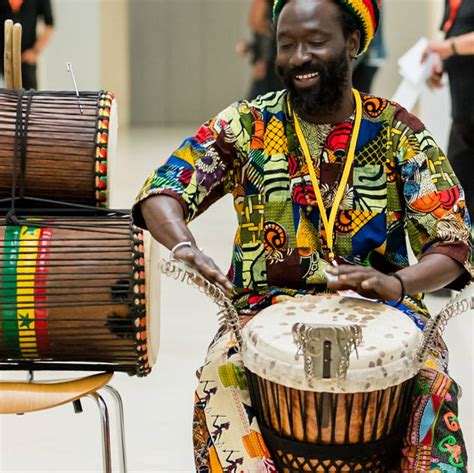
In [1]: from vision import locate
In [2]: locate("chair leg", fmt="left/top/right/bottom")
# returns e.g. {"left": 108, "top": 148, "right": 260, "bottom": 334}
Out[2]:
{"left": 103, "top": 385, "right": 128, "bottom": 473}
{"left": 88, "top": 392, "right": 112, "bottom": 473}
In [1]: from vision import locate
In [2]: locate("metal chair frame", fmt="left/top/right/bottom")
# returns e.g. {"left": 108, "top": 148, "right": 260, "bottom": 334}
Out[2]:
{"left": 0, "top": 373, "right": 128, "bottom": 473}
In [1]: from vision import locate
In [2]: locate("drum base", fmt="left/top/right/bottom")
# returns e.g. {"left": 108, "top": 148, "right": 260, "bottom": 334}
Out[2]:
{"left": 246, "top": 370, "right": 415, "bottom": 473}
{"left": 260, "top": 425, "right": 401, "bottom": 472}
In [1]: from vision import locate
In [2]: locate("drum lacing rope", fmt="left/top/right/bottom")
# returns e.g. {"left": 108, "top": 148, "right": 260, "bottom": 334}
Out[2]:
{"left": 6, "top": 210, "right": 132, "bottom": 233}
{"left": 131, "top": 226, "right": 149, "bottom": 376}
{"left": 160, "top": 258, "right": 243, "bottom": 348}
{"left": 7, "top": 90, "right": 33, "bottom": 225}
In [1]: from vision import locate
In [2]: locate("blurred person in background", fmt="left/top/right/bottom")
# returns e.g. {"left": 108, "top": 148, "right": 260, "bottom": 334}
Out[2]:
{"left": 0, "top": 0, "right": 54, "bottom": 90}
{"left": 424, "top": 0, "right": 474, "bottom": 218}
{"left": 236, "top": 0, "right": 284, "bottom": 98}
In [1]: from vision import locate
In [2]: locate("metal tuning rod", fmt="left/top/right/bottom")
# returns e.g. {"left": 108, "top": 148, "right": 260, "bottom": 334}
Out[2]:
{"left": 66, "top": 61, "right": 84, "bottom": 114}
{"left": 160, "top": 258, "right": 242, "bottom": 348}
{"left": 417, "top": 284, "right": 474, "bottom": 364}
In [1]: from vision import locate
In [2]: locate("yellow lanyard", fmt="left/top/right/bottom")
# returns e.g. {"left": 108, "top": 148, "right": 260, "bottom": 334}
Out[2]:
{"left": 292, "top": 88, "right": 363, "bottom": 261}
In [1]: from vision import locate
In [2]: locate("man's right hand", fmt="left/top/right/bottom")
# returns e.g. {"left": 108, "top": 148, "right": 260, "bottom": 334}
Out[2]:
{"left": 173, "top": 244, "right": 234, "bottom": 296}
{"left": 140, "top": 194, "right": 234, "bottom": 296}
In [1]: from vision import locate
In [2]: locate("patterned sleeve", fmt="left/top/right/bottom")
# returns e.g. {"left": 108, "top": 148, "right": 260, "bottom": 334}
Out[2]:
{"left": 393, "top": 107, "right": 473, "bottom": 290}
{"left": 132, "top": 102, "right": 252, "bottom": 228}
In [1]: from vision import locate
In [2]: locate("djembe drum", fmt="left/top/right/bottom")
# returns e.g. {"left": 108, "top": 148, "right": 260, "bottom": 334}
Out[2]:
{"left": 242, "top": 295, "right": 422, "bottom": 472}
{"left": 0, "top": 89, "right": 116, "bottom": 207}
{"left": 0, "top": 212, "right": 159, "bottom": 376}
{"left": 160, "top": 258, "right": 473, "bottom": 472}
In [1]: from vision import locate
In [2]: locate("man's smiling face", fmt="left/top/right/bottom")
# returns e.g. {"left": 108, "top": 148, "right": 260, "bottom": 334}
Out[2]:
{"left": 276, "top": 0, "right": 359, "bottom": 117}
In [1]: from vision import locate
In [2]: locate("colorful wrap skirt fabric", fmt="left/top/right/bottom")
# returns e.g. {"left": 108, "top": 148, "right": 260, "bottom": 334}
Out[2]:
{"left": 192, "top": 309, "right": 468, "bottom": 472}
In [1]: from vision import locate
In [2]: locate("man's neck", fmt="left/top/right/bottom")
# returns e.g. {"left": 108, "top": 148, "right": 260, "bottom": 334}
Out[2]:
{"left": 297, "top": 86, "right": 355, "bottom": 125}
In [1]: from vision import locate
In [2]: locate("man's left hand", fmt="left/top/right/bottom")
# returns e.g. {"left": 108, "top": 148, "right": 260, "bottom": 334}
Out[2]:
{"left": 22, "top": 49, "right": 38, "bottom": 65}
{"left": 326, "top": 265, "right": 403, "bottom": 302}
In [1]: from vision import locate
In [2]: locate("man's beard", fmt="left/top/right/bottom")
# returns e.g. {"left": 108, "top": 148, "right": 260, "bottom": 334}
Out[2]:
{"left": 277, "top": 51, "right": 350, "bottom": 118}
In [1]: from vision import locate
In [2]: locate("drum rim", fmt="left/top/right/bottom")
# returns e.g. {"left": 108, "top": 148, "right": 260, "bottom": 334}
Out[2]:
{"left": 130, "top": 225, "right": 151, "bottom": 376}
{"left": 144, "top": 230, "right": 160, "bottom": 368}
{"left": 94, "top": 92, "right": 116, "bottom": 208}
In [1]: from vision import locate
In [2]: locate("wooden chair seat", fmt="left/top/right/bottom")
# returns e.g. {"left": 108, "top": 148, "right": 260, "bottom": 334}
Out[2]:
{"left": 0, "top": 372, "right": 113, "bottom": 414}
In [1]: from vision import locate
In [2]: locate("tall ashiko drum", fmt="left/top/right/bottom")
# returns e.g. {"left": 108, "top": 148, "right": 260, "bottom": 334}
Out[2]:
{"left": 0, "top": 213, "right": 159, "bottom": 376}
{"left": 243, "top": 295, "right": 422, "bottom": 472}
{"left": 0, "top": 89, "right": 117, "bottom": 207}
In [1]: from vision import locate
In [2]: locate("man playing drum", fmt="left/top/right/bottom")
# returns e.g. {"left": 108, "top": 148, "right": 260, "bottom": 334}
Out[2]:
{"left": 133, "top": 0, "right": 473, "bottom": 470}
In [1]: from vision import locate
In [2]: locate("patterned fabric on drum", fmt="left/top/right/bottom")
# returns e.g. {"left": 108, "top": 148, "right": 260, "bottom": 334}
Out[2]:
{"left": 133, "top": 90, "right": 473, "bottom": 471}
{"left": 402, "top": 367, "right": 468, "bottom": 472}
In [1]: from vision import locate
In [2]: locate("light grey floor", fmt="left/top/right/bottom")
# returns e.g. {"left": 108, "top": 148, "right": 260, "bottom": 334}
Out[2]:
{"left": 0, "top": 127, "right": 472, "bottom": 472}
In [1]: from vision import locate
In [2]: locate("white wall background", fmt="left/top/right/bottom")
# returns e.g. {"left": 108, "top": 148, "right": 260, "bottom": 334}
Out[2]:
{"left": 128, "top": 0, "right": 252, "bottom": 126}
{"left": 39, "top": 0, "right": 101, "bottom": 91}
{"left": 38, "top": 0, "right": 129, "bottom": 127}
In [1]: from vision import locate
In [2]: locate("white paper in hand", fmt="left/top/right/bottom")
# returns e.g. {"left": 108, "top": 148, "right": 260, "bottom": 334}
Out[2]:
{"left": 398, "top": 37, "right": 433, "bottom": 86}
{"left": 392, "top": 37, "right": 435, "bottom": 111}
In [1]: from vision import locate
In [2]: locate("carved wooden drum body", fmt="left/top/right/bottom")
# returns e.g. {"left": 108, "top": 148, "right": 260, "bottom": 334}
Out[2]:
{"left": 242, "top": 295, "right": 422, "bottom": 472}
{"left": 0, "top": 89, "right": 117, "bottom": 207}
{"left": 0, "top": 213, "right": 159, "bottom": 376}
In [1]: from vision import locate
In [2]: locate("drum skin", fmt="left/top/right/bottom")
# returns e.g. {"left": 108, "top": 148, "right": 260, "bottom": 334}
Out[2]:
{"left": 0, "top": 89, "right": 116, "bottom": 207}
{"left": 0, "top": 214, "right": 158, "bottom": 376}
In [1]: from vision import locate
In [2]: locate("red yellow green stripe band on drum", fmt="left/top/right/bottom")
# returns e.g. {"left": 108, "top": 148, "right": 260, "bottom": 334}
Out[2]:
{"left": 1, "top": 225, "right": 52, "bottom": 358}
{"left": 95, "top": 92, "right": 115, "bottom": 207}
{"left": 35, "top": 226, "right": 52, "bottom": 354}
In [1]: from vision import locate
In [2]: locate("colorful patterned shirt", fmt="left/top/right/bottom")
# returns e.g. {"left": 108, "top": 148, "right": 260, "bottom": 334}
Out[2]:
{"left": 133, "top": 91, "right": 473, "bottom": 315}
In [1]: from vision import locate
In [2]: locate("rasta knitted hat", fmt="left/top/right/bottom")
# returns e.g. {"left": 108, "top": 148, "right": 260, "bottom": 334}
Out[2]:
{"left": 273, "top": 0, "right": 381, "bottom": 54}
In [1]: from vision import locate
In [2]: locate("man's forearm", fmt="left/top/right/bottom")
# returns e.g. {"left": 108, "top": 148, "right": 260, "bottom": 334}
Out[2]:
{"left": 140, "top": 194, "right": 198, "bottom": 251}
{"left": 34, "top": 25, "right": 53, "bottom": 54}
{"left": 452, "top": 32, "right": 474, "bottom": 56}
{"left": 396, "top": 253, "right": 465, "bottom": 295}
{"left": 140, "top": 194, "right": 233, "bottom": 292}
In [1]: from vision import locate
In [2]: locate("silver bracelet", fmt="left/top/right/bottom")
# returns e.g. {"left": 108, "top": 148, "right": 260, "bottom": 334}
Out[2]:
{"left": 170, "top": 241, "right": 193, "bottom": 259}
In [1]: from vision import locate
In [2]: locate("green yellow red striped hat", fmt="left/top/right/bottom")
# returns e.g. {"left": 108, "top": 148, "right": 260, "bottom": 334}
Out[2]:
{"left": 273, "top": 0, "right": 381, "bottom": 54}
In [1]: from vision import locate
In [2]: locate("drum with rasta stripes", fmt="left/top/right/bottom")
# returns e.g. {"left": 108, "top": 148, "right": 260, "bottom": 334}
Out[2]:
{"left": 0, "top": 212, "right": 159, "bottom": 376}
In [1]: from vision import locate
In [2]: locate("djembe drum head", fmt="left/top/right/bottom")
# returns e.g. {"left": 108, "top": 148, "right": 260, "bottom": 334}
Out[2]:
{"left": 0, "top": 212, "right": 159, "bottom": 376}
{"left": 242, "top": 295, "right": 422, "bottom": 472}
